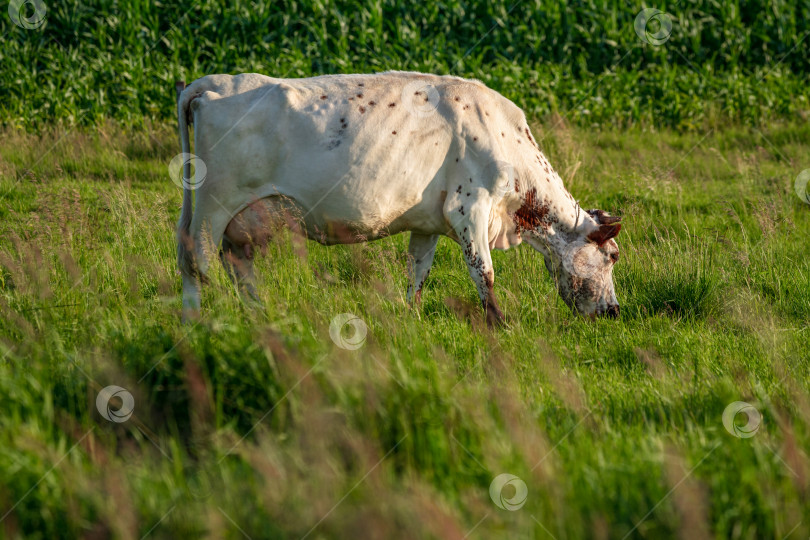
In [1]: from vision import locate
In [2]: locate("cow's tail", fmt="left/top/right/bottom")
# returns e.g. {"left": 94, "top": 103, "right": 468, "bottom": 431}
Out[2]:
{"left": 175, "top": 80, "right": 196, "bottom": 279}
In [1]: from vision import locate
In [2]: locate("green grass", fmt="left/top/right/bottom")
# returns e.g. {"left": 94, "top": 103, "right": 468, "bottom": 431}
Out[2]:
{"left": 1, "top": 120, "right": 809, "bottom": 538}
{"left": 1, "top": 0, "right": 809, "bottom": 129}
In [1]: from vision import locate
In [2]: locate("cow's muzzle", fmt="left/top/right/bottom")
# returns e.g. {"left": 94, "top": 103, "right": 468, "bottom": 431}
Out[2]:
{"left": 602, "top": 304, "right": 620, "bottom": 319}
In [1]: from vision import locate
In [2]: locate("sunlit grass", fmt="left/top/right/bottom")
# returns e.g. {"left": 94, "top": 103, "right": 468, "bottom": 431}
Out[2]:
{"left": 0, "top": 122, "right": 809, "bottom": 538}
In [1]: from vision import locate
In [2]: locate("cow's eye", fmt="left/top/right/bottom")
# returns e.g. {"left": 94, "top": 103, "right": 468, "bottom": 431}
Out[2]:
{"left": 610, "top": 252, "right": 619, "bottom": 263}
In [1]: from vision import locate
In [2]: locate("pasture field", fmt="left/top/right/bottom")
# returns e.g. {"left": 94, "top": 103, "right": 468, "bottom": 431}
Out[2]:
{"left": 1, "top": 119, "right": 809, "bottom": 539}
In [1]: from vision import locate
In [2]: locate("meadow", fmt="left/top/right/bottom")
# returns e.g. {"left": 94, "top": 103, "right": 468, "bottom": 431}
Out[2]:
{"left": 1, "top": 0, "right": 810, "bottom": 538}
{"left": 1, "top": 118, "right": 809, "bottom": 538}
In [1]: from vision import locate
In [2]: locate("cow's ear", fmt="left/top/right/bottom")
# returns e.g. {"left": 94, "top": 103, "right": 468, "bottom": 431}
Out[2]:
{"left": 588, "top": 209, "right": 622, "bottom": 225}
{"left": 599, "top": 214, "right": 621, "bottom": 225}
{"left": 587, "top": 223, "right": 621, "bottom": 246}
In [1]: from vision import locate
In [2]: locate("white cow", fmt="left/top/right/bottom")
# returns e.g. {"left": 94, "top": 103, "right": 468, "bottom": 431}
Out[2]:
{"left": 175, "top": 71, "right": 622, "bottom": 325}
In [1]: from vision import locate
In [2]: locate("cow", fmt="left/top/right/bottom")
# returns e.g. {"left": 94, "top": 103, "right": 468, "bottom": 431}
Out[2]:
{"left": 175, "top": 71, "right": 622, "bottom": 326}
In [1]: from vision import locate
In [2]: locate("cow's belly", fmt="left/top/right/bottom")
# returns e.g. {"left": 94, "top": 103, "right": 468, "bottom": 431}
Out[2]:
{"left": 224, "top": 178, "right": 448, "bottom": 248}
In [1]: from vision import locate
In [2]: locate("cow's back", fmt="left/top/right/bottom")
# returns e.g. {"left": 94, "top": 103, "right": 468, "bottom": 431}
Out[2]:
{"left": 187, "top": 71, "right": 522, "bottom": 241}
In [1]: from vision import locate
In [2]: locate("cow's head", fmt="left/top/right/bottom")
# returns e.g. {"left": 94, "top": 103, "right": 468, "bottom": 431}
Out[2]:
{"left": 526, "top": 209, "right": 622, "bottom": 319}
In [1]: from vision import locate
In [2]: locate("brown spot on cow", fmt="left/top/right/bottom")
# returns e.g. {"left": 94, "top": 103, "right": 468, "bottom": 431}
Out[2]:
{"left": 357, "top": 93, "right": 364, "bottom": 98}
{"left": 388, "top": 102, "right": 396, "bottom": 107}
{"left": 359, "top": 106, "right": 366, "bottom": 114}
{"left": 369, "top": 101, "right": 376, "bottom": 106}
{"left": 320, "top": 95, "right": 327, "bottom": 100}
{"left": 358, "top": 83, "right": 364, "bottom": 87}
{"left": 392, "top": 130, "right": 397, "bottom": 135}
{"left": 513, "top": 188, "right": 552, "bottom": 234}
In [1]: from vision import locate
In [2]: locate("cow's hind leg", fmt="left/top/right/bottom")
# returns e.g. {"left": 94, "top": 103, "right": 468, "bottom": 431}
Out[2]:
{"left": 180, "top": 198, "right": 233, "bottom": 322}
{"left": 406, "top": 233, "right": 439, "bottom": 304}
{"left": 220, "top": 236, "right": 260, "bottom": 303}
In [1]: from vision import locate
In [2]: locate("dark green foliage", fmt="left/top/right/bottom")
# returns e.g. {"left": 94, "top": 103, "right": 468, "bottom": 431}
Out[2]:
{"left": 1, "top": 0, "right": 809, "bottom": 129}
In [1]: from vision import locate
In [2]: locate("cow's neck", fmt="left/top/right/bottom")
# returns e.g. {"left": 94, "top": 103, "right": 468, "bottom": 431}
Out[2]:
{"left": 514, "top": 157, "right": 592, "bottom": 259}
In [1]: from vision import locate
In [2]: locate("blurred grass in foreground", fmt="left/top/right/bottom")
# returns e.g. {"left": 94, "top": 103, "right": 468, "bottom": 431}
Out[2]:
{"left": 0, "top": 120, "right": 809, "bottom": 538}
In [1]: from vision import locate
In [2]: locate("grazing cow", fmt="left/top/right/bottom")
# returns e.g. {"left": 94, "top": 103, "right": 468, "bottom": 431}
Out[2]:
{"left": 175, "top": 71, "right": 622, "bottom": 325}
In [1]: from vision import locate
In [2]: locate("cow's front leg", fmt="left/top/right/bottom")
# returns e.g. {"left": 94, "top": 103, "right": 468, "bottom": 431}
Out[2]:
{"left": 406, "top": 233, "right": 439, "bottom": 304}
{"left": 444, "top": 198, "right": 505, "bottom": 327}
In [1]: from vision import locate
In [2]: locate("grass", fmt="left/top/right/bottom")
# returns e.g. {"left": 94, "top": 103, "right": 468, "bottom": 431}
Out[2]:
{"left": 0, "top": 118, "right": 808, "bottom": 538}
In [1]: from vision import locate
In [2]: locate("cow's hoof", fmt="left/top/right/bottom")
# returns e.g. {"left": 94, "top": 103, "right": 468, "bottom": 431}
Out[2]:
{"left": 485, "top": 310, "right": 506, "bottom": 329}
